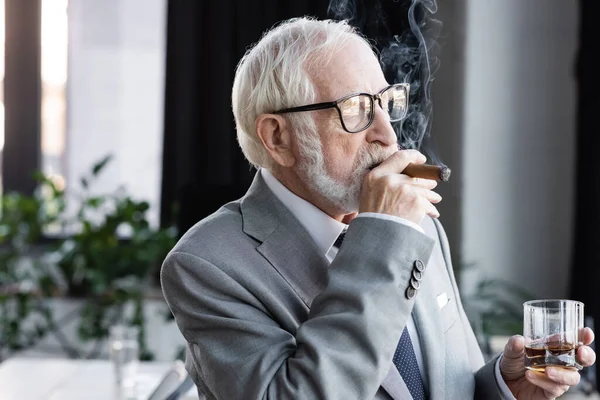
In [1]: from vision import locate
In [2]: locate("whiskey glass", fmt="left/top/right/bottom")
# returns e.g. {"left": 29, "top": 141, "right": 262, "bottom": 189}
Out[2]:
{"left": 523, "top": 299, "right": 584, "bottom": 371}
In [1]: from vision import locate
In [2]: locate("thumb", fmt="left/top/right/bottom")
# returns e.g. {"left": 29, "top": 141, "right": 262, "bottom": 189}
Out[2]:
{"left": 500, "top": 335, "right": 526, "bottom": 381}
{"left": 503, "top": 335, "right": 525, "bottom": 360}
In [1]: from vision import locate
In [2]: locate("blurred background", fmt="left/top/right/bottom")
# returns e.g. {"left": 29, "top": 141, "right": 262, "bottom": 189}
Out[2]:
{"left": 0, "top": 0, "right": 598, "bottom": 398}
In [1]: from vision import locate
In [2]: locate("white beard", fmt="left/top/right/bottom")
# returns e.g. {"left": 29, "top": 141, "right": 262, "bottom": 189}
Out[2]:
{"left": 296, "top": 130, "right": 395, "bottom": 213}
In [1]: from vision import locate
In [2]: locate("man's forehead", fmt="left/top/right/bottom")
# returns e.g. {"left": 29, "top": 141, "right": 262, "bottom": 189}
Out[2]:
{"left": 308, "top": 39, "right": 388, "bottom": 100}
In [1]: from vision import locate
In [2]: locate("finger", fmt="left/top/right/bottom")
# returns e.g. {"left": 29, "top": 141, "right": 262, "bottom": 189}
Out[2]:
{"left": 413, "top": 193, "right": 440, "bottom": 219}
{"left": 411, "top": 187, "right": 442, "bottom": 204}
{"left": 401, "top": 176, "right": 438, "bottom": 190}
{"left": 425, "top": 203, "right": 440, "bottom": 219}
{"left": 577, "top": 345, "right": 596, "bottom": 367}
{"left": 375, "top": 150, "right": 426, "bottom": 175}
{"left": 580, "top": 327, "right": 595, "bottom": 346}
{"left": 545, "top": 366, "right": 581, "bottom": 386}
{"left": 525, "top": 370, "right": 570, "bottom": 399}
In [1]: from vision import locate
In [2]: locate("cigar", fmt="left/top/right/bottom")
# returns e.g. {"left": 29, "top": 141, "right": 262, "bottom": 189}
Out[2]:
{"left": 369, "top": 162, "right": 451, "bottom": 182}
{"left": 403, "top": 163, "right": 451, "bottom": 182}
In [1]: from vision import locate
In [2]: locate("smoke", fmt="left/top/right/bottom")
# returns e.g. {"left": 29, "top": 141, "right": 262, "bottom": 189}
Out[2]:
{"left": 328, "top": 0, "right": 386, "bottom": 36}
{"left": 328, "top": 0, "right": 357, "bottom": 22}
{"left": 328, "top": 0, "right": 443, "bottom": 164}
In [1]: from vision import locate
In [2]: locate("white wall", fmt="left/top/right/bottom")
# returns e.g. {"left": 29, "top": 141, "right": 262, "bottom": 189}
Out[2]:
{"left": 461, "top": 0, "right": 579, "bottom": 297}
{"left": 67, "top": 0, "right": 166, "bottom": 227}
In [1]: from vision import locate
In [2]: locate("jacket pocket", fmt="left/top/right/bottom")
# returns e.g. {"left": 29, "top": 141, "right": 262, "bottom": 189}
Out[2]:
{"left": 441, "top": 297, "right": 459, "bottom": 333}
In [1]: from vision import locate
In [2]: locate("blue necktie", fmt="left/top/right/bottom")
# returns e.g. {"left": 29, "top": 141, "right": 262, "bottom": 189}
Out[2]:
{"left": 333, "top": 231, "right": 427, "bottom": 399}
{"left": 393, "top": 327, "right": 427, "bottom": 400}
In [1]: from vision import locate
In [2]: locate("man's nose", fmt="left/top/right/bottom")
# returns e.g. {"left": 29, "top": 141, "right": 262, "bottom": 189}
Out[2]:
{"left": 365, "top": 106, "right": 397, "bottom": 146}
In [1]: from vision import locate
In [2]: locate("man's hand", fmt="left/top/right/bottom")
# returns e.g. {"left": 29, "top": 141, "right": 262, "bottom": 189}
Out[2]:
{"left": 501, "top": 328, "right": 596, "bottom": 399}
{"left": 359, "top": 150, "right": 442, "bottom": 224}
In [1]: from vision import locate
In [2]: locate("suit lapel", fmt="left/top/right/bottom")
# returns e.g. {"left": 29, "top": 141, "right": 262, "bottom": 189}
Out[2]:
{"left": 240, "top": 172, "right": 329, "bottom": 306}
{"left": 381, "top": 365, "right": 413, "bottom": 399}
{"left": 413, "top": 281, "right": 446, "bottom": 399}
{"left": 412, "top": 222, "right": 447, "bottom": 400}
{"left": 256, "top": 223, "right": 329, "bottom": 306}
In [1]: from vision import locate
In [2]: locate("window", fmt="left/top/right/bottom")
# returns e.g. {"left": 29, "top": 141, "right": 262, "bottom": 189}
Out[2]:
{"left": 2, "top": 0, "right": 167, "bottom": 227}
{"left": 64, "top": 0, "right": 167, "bottom": 227}
{"left": 41, "top": 0, "right": 68, "bottom": 192}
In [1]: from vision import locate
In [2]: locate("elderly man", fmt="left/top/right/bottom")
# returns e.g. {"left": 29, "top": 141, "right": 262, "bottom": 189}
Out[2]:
{"left": 161, "top": 17, "right": 595, "bottom": 399}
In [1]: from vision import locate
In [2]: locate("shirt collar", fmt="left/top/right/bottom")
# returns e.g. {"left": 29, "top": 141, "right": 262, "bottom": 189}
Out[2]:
{"left": 261, "top": 168, "right": 347, "bottom": 256}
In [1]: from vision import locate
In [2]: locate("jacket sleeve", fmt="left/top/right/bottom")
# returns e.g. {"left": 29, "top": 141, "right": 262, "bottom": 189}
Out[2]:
{"left": 161, "top": 218, "right": 434, "bottom": 400}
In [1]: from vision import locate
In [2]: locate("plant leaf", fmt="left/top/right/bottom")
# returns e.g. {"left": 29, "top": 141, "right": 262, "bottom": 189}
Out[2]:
{"left": 92, "top": 154, "right": 113, "bottom": 176}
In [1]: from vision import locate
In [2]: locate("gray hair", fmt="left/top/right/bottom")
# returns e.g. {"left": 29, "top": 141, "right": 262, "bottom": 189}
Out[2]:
{"left": 232, "top": 17, "right": 370, "bottom": 170}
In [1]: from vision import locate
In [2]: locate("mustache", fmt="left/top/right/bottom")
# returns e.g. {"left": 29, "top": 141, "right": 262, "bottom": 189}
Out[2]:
{"left": 356, "top": 143, "right": 397, "bottom": 170}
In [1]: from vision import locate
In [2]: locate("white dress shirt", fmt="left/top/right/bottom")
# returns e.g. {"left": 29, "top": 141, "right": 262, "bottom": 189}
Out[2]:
{"left": 260, "top": 168, "right": 513, "bottom": 399}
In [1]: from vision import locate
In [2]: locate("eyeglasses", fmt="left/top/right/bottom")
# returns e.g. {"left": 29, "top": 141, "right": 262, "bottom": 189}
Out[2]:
{"left": 273, "top": 83, "right": 410, "bottom": 133}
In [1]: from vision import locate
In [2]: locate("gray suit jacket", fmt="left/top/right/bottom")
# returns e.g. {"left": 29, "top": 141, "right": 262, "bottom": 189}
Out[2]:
{"left": 161, "top": 173, "right": 504, "bottom": 399}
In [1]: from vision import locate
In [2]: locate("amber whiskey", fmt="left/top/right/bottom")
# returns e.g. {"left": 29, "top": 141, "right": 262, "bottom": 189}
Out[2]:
{"left": 524, "top": 342, "right": 579, "bottom": 371}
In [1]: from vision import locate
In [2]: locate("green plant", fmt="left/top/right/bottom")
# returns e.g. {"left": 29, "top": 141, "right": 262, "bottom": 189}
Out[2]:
{"left": 57, "top": 156, "right": 174, "bottom": 296}
{"left": 455, "top": 260, "right": 537, "bottom": 359}
{"left": 461, "top": 273, "right": 537, "bottom": 360}
{"left": 0, "top": 174, "right": 63, "bottom": 359}
{"left": 54, "top": 156, "right": 176, "bottom": 359}
{"left": 0, "top": 155, "right": 177, "bottom": 361}
{"left": 464, "top": 278, "right": 534, "bottom": 336}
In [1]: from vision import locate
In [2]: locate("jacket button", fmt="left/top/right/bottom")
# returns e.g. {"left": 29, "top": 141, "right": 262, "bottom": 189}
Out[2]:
{"left": 410, "top": 277, "right": 421, "bottom": 290}
{"left": 406, "top": 286, "right": 416, "bottom": 299}
{"left": 412, "top": 269, "right": 422, "bottom": 281}
{"left": 414, "top": 259, "right": 425, "bottom": 272}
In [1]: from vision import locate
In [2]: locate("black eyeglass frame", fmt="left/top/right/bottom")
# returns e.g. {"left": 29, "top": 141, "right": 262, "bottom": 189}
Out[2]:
{"left": 273, "top": 83, "right": 410, "bottom": 133}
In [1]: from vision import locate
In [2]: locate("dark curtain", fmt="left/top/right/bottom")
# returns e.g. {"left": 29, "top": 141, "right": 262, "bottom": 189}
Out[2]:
{"left": 571, "top": 0, "right": 599, "bottom": 391}
{"left": 160, "top": 0, "right": 426, "bottom": 236}
{"left": 160, "top": 0, "right": 328, "bottom": 234}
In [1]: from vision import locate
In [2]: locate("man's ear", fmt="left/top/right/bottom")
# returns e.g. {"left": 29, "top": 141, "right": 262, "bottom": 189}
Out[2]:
{"left": 255, "top": 114, "right": 296, "bottom": 167}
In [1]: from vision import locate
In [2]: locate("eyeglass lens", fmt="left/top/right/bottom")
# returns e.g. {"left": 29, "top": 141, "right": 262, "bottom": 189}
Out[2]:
{"left": 338, "top": 85, "right": 408, "bottom": 132}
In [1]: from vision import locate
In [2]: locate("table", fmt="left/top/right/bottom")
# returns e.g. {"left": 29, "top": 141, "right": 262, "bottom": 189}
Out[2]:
{"left": 0, "top": 357, "right": 199, "bottom": 400}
